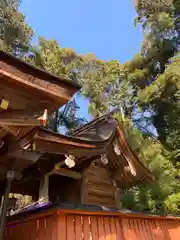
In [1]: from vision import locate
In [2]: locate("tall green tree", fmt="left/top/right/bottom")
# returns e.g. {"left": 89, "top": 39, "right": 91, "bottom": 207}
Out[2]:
{"left": 116, "top": 0, "right": 180, "bottom": 214}
{"left": 0, "top": 0, "right": 33, "bottom": 56}
{"left": 129, "top": 0, "right": 180, "bottom": 158}
{"left": 70, "top": 55, "right": 134, "bottom": 118}
{"left": 115, "top": 114, "right": 180, "bottom": 215}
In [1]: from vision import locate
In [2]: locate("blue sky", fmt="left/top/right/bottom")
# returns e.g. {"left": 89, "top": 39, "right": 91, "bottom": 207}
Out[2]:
{"left": 20, "top": 0, "right": 143, "bottom": 120}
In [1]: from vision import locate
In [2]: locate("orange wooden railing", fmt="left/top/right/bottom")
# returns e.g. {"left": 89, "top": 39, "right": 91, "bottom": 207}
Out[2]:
{"left": 4, "top": 208, "right": 180, "bottom": 240}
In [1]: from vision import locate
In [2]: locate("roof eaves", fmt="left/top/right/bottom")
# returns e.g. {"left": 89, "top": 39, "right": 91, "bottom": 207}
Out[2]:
{"left": 0, "top": 50, "right": 81, "bottom": 90}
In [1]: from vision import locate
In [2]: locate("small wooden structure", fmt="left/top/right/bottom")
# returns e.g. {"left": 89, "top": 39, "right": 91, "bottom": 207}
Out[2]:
{"left": 5, "top": 115, "right": 153, "bottom": 208}
{"left": 0, "top": 51, "right": 154, "bottom": 239}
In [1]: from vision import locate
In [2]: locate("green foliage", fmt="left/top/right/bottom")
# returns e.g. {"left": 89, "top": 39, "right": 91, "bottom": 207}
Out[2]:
{"left": 0, "top": 0, "right": 33, "bottom": 56}
{"left": 165, "top": 193, "right": 180, "bottom": 214}
{"left": 26, "top": 38, "right": 66, "bottom": 73}
{"left": 71, "top": 57, "right": 133, "bottom": 118}
{"left": 120, "top": 1, "right": 180, "bottom": 161}
{"left": 116, "top": 116, "right": 180, "bottom": 215}
{"left": 134, "top": 0, "right": 173, "bottom": 16}
{"left": 115, "top": 1, "right": 180, "bottom": 214}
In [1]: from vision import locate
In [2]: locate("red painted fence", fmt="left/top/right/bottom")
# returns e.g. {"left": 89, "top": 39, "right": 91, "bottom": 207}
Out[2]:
{"left": 4, "top": 208, "right": 180, "bottom": 239}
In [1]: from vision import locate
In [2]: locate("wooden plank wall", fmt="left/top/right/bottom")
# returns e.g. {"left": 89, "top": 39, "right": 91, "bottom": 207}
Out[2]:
{"left": 81, "top": 164, "right": 117, "bottom": 208}
{"left": 5, "top": 211, "right": 180, "bottom": 240}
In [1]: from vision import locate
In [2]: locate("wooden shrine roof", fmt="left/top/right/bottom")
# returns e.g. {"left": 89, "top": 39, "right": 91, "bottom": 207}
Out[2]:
{"left": 2, "top": 114, "right": 153, "bottom": 195}
{"left": 70, "top": 115, "right": 153, "bottom": 189}
{"left": 0, "top": 116, "right": 116, "bottom": 179}
{"left": 0, "top": 50, "right": 80, "bottom": 117}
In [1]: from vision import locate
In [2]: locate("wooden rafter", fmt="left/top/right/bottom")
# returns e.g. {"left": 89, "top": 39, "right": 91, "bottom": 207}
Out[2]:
{"left": 0, "top": 108, "right": 47, "bottom": 121}
{"left": 0, "top": 118, "right": 42, "bottom": 126}
{"left": 0, "top": 109, "right": 41, "bottom": 118}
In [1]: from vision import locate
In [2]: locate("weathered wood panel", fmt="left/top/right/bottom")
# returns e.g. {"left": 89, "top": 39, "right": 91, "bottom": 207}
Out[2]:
{"left": 81, "top": 164, "right": 117, "bottom": 208}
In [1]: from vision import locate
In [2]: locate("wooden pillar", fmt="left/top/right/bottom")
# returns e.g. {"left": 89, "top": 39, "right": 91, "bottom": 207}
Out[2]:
{"left": 0, "top": 196, "right": 4, "bottom": 215}
{"left": 0, "top": 171, "right": 15, "bottom": 240}
{"left": 39, "top": 174, "right": 49, "bottom": 202}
